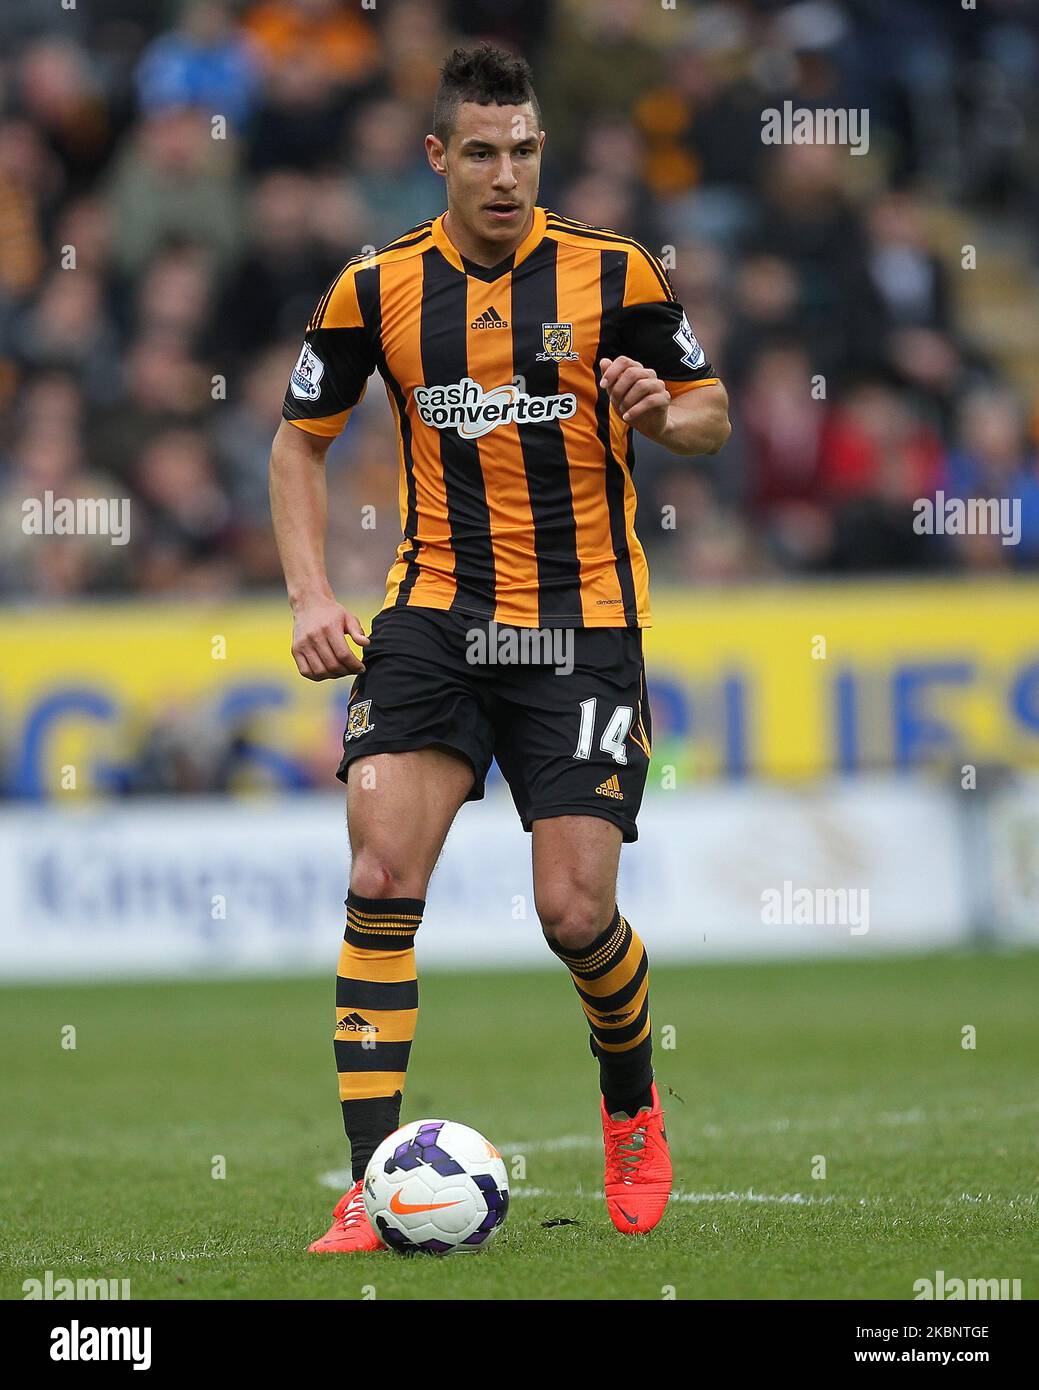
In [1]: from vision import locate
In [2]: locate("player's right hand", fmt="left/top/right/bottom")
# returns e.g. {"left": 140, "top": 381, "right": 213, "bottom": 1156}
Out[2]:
{"left": 290, "top": 598, "right": 370, "bottom": 680}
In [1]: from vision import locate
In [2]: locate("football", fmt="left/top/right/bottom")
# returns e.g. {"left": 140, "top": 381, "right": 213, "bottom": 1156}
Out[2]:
{"left": 363, "top": 1119, "right": 510, "bottom": 1255}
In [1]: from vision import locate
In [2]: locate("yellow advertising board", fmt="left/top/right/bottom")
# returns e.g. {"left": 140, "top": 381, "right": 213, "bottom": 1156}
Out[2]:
{"left": 2, "top": 580, "right": 1037, "bottom": 796}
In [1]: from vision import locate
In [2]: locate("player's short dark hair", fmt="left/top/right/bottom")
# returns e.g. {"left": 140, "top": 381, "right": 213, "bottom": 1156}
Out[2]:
{"left": 433, "top": 43, "right": 541, "bottom": 146}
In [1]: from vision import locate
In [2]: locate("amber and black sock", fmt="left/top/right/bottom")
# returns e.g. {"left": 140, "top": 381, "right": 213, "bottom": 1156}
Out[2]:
{"left": 549, "top": 906, "right": 654, "bottom": 1117}
{"left": 335, "top": 890, "right": 423, "bottom": 1181}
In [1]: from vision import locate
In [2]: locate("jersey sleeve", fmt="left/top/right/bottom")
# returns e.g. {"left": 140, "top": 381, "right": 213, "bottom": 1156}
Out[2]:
{"left": 612, "top": 247, "right": 719, "bottom": 397}
{"left": 282, "top": 263, "right": 378, "bottom": 437}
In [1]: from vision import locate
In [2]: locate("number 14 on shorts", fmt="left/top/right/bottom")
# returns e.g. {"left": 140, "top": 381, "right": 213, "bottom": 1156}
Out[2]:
{"left": 574, "top": 698, "right": 638, "bottom": 765}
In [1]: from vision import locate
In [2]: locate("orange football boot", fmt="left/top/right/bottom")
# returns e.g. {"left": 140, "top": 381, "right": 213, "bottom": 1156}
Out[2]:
{"left": 307, "top": 1179, "right": 385, "bottom": 1253}
{"left": 600, "top": 1082, "right": 672, "bottom": 1234}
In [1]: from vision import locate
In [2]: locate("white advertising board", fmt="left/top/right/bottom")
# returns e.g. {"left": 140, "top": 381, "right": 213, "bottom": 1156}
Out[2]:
{"left": 0, "top": 779, "right": 968, "bottom": 981}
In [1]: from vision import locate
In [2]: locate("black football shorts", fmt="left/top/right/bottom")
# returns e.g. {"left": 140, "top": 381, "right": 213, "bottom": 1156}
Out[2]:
{"left": 336, "top": 606, "right": 653, "bottom": 842}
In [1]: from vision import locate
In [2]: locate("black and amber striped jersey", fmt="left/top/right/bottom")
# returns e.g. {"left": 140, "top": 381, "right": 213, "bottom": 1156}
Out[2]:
{"left": 283, "top": 206, "right": 718, "bottom": 628}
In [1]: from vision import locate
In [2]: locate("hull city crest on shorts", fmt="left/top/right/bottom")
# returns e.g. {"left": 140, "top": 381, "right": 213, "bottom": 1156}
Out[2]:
{"left": 344, "top": 699, "right": 376, "bottom": 741}
{"left": 536, "top": 322, "right": 580, "bottom": 361}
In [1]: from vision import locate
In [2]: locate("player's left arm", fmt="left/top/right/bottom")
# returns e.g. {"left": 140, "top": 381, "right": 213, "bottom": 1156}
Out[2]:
{"left": 602, "top": 247, "right": 731, "bottom": 456}
{"left": 599, "top": 357, "right": 730, "bottom": 455}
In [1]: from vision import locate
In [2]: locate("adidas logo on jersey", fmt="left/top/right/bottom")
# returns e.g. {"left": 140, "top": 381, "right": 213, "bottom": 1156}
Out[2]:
{"left": 414, "top": 376, "right": 577, "bottom": 440}
{"left": 336, "top": 1012, "right": 379, "bottom": 1033}
{"left": 595, "top": 774, "right": 623, "bottom": 800}
{"left": 470, "top": 307, "right": 509, "bottom": 330}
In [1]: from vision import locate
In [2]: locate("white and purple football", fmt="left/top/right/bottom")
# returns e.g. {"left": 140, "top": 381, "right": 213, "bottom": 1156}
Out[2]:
{"left": 363, "top": 1118, "right": 510, "bottom": 1256}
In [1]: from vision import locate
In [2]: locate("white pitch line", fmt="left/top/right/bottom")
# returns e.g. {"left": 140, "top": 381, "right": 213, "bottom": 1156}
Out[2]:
{"left": 318, "top": 1170, "right": 555, "bottom": 1197}
{"left": 319, "top": 1169, "right": 355, "bottom": 1190}
{"left": 671, "top": 1189, "right": 833, "bottom": 1205}
{"left": 498, "top": 1135, "right": 597, "bottom": 1153}
{"left": 319, "top": 1170, "right": 1036, "bottom": 1209}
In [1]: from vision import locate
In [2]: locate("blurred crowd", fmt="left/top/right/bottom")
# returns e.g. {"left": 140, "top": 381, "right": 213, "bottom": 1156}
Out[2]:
{"left": 2, "top": 0, "right": 1039, "bottom": 603}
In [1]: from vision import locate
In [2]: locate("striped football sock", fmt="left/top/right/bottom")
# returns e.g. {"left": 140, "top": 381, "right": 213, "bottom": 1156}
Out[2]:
{"left": 336, "top": 890, "right": 423, "bottom": 1181}
{"left": 549, "top": 906, "right": 654, "bottom": 1114}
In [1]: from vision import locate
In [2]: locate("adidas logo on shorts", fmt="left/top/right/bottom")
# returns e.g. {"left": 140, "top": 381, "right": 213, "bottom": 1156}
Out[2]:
{"left": 595, "top": 774, "right": 623, "bottom": 800}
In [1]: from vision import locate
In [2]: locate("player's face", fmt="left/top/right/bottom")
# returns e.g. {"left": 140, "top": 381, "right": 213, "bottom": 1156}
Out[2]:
{"left": 428, "top": 102, "right": 544, "bottom": 249}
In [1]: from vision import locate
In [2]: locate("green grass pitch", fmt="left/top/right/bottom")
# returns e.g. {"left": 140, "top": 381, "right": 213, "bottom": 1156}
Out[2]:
{"left": 2, "top": 951, "right": 1037, "bottom": 1300}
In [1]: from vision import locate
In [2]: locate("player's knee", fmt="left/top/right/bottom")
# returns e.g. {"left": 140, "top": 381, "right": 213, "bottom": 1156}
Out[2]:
{"left": 349, "top": 849, "right": 425, "bottom": 902}
{"left": 537, "top": 892, "right": 612, "bottom": 951}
